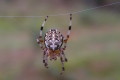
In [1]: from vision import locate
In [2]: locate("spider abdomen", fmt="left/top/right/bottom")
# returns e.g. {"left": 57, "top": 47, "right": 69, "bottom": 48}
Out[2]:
{"left": 44, "top": 29, "right": 63, "bottom": 51}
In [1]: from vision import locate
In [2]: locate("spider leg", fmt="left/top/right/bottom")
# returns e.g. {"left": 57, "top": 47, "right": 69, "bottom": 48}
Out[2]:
{"left": 63, "top": 14, "right": 72, "bottom": 50}
{"left": 60, "top": 52, "right": 65, "bottom": 75}
{"left": 36, "top": 38, "right": 44, "bottom": 50}
{"left": 61, "top": 49, "right": 68, "bottom": 62}
{"left": 37, "top": 16, "right": 48, "bottom": 50}
{"left": 43, "top": 49, "right": 49, "bottom": 68}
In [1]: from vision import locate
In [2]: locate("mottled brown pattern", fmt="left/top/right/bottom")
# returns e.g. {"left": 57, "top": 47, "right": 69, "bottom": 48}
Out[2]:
{"left": 37, "top": 14, "right": 72, "bottom": 74}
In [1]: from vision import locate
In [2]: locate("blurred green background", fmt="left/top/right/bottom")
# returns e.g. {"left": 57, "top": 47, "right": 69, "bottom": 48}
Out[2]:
{"left": 0, "top": 0, "right": 120, "bottom": 80}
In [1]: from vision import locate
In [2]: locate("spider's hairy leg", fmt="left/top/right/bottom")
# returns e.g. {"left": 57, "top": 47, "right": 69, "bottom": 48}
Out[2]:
{"left": 37, "top": 16, "right": 48, "bottom": 50}
{"left": 63, "top": 14, "right": 72, "bottom": 50}
{"left": 60, "top": 52, "right": 65, "bottom": 75}
{"left": 40, "top": 16, "right": 48, "bottom": 37}
{"left": 43, "top": 49, "right": 49, "bottom": 68}
{"left": 36, "top": 36, "right": 44, "bottom": 50}
{"left": 61, "top": 49, "right": 68, "bottom": 62}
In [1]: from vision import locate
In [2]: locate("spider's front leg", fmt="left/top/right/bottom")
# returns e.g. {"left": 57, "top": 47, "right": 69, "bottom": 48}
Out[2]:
{"left": 37, "top": 16, "right": 48, "bottom": 50}
{"left": 60, "top": 49, "right": 68, "bottom": 74}
{"left": 60, "top": 51, "right": 65, "bottom": 74}
{"left": 61, "top": 48, "right": 68, "bottom": 62}
{"left": 43, "top": 48, "right": 49, "bottom": 68}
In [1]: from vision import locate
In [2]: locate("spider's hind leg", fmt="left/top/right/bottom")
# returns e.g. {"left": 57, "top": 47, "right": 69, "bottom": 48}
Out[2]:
{"left": 36, "top": 37, "right": 44, "bottom": 50}
{"left": 63, "top": 14, "right": 72, "bottom": 50}
{"left": 37, "top": 16, "right": 48, "bottom": 50}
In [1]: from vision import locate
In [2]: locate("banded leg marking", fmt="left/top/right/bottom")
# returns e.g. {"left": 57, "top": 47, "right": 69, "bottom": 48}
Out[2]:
{"left": 63, "top": 14, "right": 72, "bottom": 50}
{"left": 37, "top": 16, "right": 49, "bottom": 50}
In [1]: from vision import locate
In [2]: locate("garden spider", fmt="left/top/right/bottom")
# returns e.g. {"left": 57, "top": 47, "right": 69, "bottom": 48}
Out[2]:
{"left": 36, "top": 14, "right": 72, "bottom": 74}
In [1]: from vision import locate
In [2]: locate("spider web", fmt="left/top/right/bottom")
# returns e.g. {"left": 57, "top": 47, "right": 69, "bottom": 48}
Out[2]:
{"left": 0, "top": 1, "right": 120, "bottom": 18}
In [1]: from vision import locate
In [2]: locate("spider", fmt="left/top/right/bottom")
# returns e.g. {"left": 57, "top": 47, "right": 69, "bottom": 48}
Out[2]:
{"left": 36, "top": 14, "right": 72, "bottom": 74}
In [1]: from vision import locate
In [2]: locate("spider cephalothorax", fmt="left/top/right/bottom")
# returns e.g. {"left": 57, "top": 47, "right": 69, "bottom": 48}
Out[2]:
{"left": 37, "top": 14, "right": 72, "bottom": 74}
